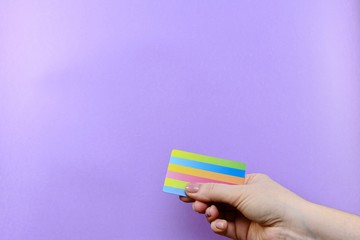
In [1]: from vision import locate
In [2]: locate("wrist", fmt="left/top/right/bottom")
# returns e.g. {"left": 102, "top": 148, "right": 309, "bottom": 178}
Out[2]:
{"left": 292, "top": 201, "right": 360, "bottom": 240}
{"left": 279, "top": 199, "right": 317, "bottom": 240}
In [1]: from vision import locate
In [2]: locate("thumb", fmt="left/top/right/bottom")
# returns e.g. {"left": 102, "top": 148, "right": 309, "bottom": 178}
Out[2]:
{"left": 185, "top": 183, "right": 242, "bottom": 206}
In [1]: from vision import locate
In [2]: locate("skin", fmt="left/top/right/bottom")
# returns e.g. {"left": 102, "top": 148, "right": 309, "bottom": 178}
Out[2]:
{"left": 180, "top": 173, "right": 360, "bottom": 240}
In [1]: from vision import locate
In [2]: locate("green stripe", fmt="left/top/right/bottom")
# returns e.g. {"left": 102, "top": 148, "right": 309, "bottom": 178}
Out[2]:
{"left": 164, "top": 178, "right": 188, "bottom": 189}
{"left": 171, "top": 149, "right": 246, "bottom": 170}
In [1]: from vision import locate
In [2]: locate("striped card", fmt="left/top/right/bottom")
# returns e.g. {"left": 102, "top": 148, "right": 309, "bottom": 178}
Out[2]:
{"left": 163, "top": 149, "right": 246, "bottom": 196}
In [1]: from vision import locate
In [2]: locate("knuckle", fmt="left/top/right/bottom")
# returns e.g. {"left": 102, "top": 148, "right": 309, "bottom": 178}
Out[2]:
{"left": 207, "top": 183, "right": 216, "bottom": 194}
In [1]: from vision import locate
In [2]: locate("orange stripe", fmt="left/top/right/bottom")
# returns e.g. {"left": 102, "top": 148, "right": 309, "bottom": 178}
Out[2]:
{"left": 168, "top": 164, "right": 244, "bottom": 184}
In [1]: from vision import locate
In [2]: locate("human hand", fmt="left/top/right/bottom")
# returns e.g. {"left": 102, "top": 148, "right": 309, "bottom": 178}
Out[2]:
{"left": 180, "top": 174, "right": 311, "bottom": 240}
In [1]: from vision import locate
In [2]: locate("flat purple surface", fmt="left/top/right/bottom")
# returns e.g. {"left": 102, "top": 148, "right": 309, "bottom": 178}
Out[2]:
{"left": 1, "top": 1, "right": 360, "bottom": 239}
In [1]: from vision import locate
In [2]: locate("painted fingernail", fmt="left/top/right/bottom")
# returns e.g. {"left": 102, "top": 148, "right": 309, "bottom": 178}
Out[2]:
{"left": 215, "top": 220, "right": 226, "bottom": 230}
{"left": 185, "top": 183, "right": 200, "bottom": 193}
{"left": 205, "top": 209, "right": 211, "bottom": 218}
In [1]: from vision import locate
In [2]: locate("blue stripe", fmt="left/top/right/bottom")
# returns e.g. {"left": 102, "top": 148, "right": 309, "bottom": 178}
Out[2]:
{"left": 163, "top": 186, "right": 186, "bottom": 197}
{"left": 170, "top": 157, "right": 245, "bottom": 177}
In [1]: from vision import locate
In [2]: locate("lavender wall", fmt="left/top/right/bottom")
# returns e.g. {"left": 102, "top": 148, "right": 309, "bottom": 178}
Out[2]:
{"left": 1, "top": 1, "right": 359, "bottom": 239}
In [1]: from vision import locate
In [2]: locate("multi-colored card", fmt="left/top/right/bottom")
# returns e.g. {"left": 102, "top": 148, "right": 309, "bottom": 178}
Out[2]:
{"left": 163, "top": 149, "right": 246, "bottom": 196}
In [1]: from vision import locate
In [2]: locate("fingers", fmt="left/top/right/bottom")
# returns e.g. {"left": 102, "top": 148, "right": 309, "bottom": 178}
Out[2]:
{"left": 210, "top": 219, "right": 228, "bottom": 234}
{"left": 182, "top": 195, "right": 247, "bottom": 240}
{"left": 210, "top": 219, "right": 238, "bottom": 240}
{"left": 205, "top": 205, "right": 219, "bottom": 222}
{"left": 185, "top": 182, "right": 242, "bottom": 206}
{"left": 192, "top": 201, "right": 208, "bottom": 213}
{"left": 203, "top": 206, "right": 234, "bottom": 239}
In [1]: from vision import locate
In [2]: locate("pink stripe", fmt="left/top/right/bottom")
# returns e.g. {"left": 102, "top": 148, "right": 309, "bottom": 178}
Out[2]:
{"left": 166, "top": 171, "right": 236, "bottom": 185}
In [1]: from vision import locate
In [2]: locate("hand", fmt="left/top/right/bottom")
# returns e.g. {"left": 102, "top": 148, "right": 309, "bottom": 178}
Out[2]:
{"left": 180, "top": 173, "right": 360, "bottom": 240}
{"left": 180, "top": 174, "right": 312, "bottom": 240}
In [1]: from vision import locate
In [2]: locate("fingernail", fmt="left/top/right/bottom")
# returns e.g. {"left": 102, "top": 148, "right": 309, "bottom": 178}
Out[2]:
{"left": 185, "top": 183, "right": 200, "bottom": 193}
{"left": 215, "top": 221, "right": 226, "bottom": 230}
{"left": 205, "top": 209, "right": 211, "bottom": 218}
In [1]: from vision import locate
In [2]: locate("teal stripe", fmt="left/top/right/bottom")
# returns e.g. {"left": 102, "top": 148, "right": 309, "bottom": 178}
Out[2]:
{"left": 170, "top": 157, "right": 245, "bottom": 177}
{"left": 163, "top": 185, "right": 186, "bottom": 196}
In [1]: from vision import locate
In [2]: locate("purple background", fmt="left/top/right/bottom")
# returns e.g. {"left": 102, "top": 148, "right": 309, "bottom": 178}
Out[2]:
{"left": 1, "top": 1, "right": 360, "bottom": 239}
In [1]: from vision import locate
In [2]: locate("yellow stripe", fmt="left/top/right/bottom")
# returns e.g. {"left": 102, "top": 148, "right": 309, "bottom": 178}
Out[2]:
{"left": 168, "top": 164, "right": 244, "bottom": 184}
{"left": 164, "top": 178, "right": 188, "bottom": 189}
